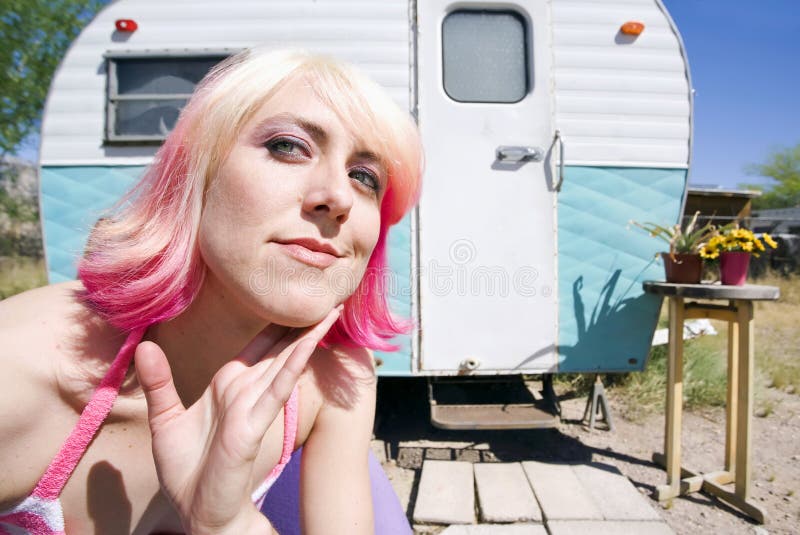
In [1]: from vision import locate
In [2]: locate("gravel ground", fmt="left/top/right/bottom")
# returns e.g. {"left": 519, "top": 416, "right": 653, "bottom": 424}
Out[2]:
{"left": 374, "top": 378, "right": 800, "bottom": 535}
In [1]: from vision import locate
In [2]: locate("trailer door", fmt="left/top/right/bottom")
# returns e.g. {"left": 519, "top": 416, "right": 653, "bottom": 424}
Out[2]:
{"left": 417, "top": 2, "right": 557, "bottom": 372}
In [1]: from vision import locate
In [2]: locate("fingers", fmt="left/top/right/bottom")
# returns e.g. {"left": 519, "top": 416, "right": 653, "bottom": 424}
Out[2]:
{"left": 249, "top": 306, "right": 342, "bottom": 430}
{"left": 300, "top": 304, "right": 344, "bottom": 345}
{"left": 134, "top": 341, "right": 186, "bottom": 433}
{"left": 254, "top": 304, "right": 343, "bottom": 379}
{"left": 248, "top": 304, "right": 344, "bottom": 374}
{"left": 236, "top": 324, "right": 292, "bottom": 366}
{"left": 238, "top": 303, "right": 342, "bottom": 367}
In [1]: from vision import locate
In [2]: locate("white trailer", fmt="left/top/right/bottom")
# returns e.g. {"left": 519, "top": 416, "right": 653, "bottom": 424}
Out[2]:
{"left": 40, "top": 0, "right": 692, "bottom": 426}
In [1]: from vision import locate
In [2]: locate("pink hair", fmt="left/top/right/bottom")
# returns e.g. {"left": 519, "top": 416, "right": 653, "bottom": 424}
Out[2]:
{"left": 78, "top": 49, "right": 423, "bottom": 351}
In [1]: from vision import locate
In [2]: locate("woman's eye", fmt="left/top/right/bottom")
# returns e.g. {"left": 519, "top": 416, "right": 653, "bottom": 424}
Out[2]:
{"left": 349, "top": 168, "right": 380, "bottom": 193}
{"left": 267, "top": 137, "right": 307, "bottom": 158}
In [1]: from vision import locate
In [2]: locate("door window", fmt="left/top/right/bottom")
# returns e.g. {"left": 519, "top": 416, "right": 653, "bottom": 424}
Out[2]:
{"left": 442, "top": 10, "right": 529, "bottom": 103}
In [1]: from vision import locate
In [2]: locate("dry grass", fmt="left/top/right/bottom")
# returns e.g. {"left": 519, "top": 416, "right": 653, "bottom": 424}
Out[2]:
{"left": 0, "top": 256, "right": 47, "bottom": 300}
{"left": 613, "top": 335, "right": 729, "bottom": 422}
{"left": 751, "top": 271, "right": 800, "bottom": 393}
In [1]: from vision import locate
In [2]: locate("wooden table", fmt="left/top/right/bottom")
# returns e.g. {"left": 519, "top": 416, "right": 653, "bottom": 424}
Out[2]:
{"left": 642, "top": 282, "right": 780, "bottom": 524}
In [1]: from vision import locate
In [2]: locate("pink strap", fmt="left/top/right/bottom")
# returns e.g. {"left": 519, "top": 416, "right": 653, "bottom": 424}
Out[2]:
{"left": 32, "top": 328, "right": 146, "bottom": 500}
{"left": 269, "top": 386, "right": 299, "bottom": 481}
{"left": 0, "top": 511, "right": 64, "bottom": 535}
{"left": 252, "top": 386, "right": 299, "bottom": 507}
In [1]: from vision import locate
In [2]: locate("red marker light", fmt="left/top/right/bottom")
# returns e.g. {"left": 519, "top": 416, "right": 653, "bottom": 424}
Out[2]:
{"left": 115, "top": 19, "right": 138, "bottom": 32}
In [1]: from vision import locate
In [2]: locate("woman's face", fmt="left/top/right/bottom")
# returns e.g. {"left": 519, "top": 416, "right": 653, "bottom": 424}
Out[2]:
{"left": 198, "top": 76, "right": 385, "bottom": 328}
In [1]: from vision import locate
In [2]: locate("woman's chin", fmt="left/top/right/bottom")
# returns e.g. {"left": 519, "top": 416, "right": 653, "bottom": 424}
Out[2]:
{"left": 262, "top": 298, "right": 339, "bottom": 328}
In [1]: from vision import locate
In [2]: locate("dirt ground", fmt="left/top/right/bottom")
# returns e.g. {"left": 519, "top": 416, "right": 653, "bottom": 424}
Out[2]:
{"left": 373, "top": 378, "right": 800, "bottom": 535}
{"left": 556, "top": 387, "right": 800, "bottom": 535}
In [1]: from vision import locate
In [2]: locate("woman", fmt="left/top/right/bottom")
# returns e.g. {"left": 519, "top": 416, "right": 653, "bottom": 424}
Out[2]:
{"left": 0, "top": 48, "right": 422, "bottom": 534}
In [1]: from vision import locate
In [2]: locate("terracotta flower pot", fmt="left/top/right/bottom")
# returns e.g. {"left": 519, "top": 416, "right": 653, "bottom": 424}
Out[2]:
{"left": 661, "top": 253, "right": 702, "bottom": 284}
{"left": 720, "top": 251, "right": 750, "bottom": 286}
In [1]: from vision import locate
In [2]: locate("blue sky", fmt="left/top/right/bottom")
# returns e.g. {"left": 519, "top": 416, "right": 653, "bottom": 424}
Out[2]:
{"left": 15, "top": 0, "right": 799, "bottom": 192}
{"left": 663, "top": 0, "right": 800, "bottom": 189}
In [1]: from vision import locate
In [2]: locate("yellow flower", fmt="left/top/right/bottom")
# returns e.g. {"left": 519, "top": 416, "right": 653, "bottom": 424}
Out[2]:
{"left": 742, "top": 241, "right": 753, "bottom": 252}
{"left": 763, "top": 233, "right": 778, "bottom": 249}
{"left": 700, "top": 246, "right": 719, "bottom": 259}
{"left": 754, "top": 238, "right": 765, "bottom": 252}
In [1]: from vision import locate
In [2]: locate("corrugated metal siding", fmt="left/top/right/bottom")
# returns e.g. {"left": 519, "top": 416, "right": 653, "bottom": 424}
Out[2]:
{"left": 40, "top": 0, "right": 411, "bottom": 164}
{"left": 557, "top": 166, "right": 687, "bottom": 372}
{"left": 374, "top": 213, "right": 414, "bottom": 375}
{"left": 552, "top": 0, "right": 691, "bottom": 167}
{"left": 41, "top": 165, "right": 145, "bottom": 282}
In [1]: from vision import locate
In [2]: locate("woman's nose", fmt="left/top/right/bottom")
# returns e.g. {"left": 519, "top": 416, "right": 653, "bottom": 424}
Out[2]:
{"left": 301, "top": 170, "right": 353, "bottom": 224}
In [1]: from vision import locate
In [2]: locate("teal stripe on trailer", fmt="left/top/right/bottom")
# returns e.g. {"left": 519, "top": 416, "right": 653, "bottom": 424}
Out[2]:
{"left": 40, "top": 165, "right": 414, "bottom": 374}
{"left": 374, "top": 212, "right": 413, "bottom": 375}
{"left": 557, "top": 166, "right": 687, "bottom": 372}
{"left": 41, "top": 166, "right": 145, "bottom": 282}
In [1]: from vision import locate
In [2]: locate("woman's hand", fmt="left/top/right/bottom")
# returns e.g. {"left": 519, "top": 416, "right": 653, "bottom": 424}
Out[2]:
{"left": 134, "top": 306, "right": 341, "bottom": 535}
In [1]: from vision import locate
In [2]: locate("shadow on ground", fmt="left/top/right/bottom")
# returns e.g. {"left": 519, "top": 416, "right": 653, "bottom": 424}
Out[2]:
{"left": 374, "top": 377, "right": 654, "bottom": 471}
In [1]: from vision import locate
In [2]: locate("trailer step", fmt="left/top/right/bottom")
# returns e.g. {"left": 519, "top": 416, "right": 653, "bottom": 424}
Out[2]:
{"left": 430, "top": 403, "right": 558, "bottom": 430}
{"left": 428, "top": 376, "right": 559, "bottom": 430}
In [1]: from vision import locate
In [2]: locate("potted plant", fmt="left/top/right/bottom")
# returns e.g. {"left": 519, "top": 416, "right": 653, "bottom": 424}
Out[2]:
{"left": 700, "top": 224, "right": 778, "bottom": 285}
{"left": 632, "top": 211, "right": 715, "bottom": 284}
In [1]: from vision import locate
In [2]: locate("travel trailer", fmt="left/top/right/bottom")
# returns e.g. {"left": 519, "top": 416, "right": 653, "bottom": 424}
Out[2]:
{"left": 39, "top": 0, "right": 692, "bottom": 427}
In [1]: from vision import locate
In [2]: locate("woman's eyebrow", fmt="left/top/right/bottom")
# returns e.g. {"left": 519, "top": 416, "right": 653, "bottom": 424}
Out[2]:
{"left": 354, "top": 150, "right": 384, "bottom": 169}
{"left": 253, "top": 113, "right": 328, "bottom": 145}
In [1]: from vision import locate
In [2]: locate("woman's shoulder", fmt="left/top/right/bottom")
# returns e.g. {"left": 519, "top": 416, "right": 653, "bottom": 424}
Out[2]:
{"left": 296, "top": 344, "right": 377, "bottom": 460}
{"left": 0, "top": 282, "right": 89, "bottom": 503}
{"left": 304, "top": 343, "right": 377, "bottom": 414}
{"left": 0, "top": 281, "right": 96, "bottom": 379}
{"left": 0, "top": 281, "right": 129, "bottom": 431}
{"left": 0, "top": 280, "right": 86, "bottom": 327}
{"left": 0, "top": 282, "right": 81, "bottom": 384}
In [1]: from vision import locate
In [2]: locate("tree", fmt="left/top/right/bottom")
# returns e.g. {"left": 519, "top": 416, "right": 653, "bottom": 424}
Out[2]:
{"left": 740, "top": 143, "right": 800, "bottom": 209}
{"left": 0, "top": 0, "right": 106, "bottom": 156}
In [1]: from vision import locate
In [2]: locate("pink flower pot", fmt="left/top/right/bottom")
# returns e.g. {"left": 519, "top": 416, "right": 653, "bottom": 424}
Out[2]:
{"left": 720, "top": 251, "right": 750, "bottom": 286}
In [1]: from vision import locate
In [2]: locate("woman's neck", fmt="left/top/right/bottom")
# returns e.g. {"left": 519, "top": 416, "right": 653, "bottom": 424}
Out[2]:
{"left": 146, "top": 275, "right": 269, "bottom": 406}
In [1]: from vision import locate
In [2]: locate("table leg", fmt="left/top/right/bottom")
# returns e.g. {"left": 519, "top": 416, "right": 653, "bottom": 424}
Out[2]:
{"left": 735, "top": 300, "right": 754, "bottom": 500}
{"left": 725, "top": 307, "right": 739, "bottom": 475}
{"left": 658, "top": 296, "right": 684, "bottom": 500}
{"left": 713, "top": 299, "right": 766, "bottom": 523}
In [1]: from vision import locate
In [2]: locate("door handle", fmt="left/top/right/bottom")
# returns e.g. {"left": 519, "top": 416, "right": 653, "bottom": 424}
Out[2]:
{"left": 495, "top": 145, "right": 543, "bottom": 162}
{"left": 553, "top": 129, "right": 565, "bottom": 192}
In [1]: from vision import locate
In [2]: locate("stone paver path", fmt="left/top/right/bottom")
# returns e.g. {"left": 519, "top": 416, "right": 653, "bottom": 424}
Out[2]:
{"left": 410, "top": 460, "right": 674, "bottom": 534}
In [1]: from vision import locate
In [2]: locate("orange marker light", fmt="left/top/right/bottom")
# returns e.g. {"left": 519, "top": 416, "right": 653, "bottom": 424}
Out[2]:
{"left": 115, "top": 19, "right": 138, "bottom": 32}
{"left": 620, "top": 21, "right": 645, "bottom": 36}
{"left": 619, "top": 20, "right": 644, "bottom": 35}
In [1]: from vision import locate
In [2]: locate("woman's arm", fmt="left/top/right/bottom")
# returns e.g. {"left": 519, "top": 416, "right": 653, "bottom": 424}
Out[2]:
{"left": 300, "top": 346, "right": 377, "bottom": 534}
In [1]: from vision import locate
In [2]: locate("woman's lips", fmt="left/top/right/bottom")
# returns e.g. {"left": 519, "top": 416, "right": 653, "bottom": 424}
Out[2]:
{"left": 274, "top": 242, "right": 338, "bottom": 268}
